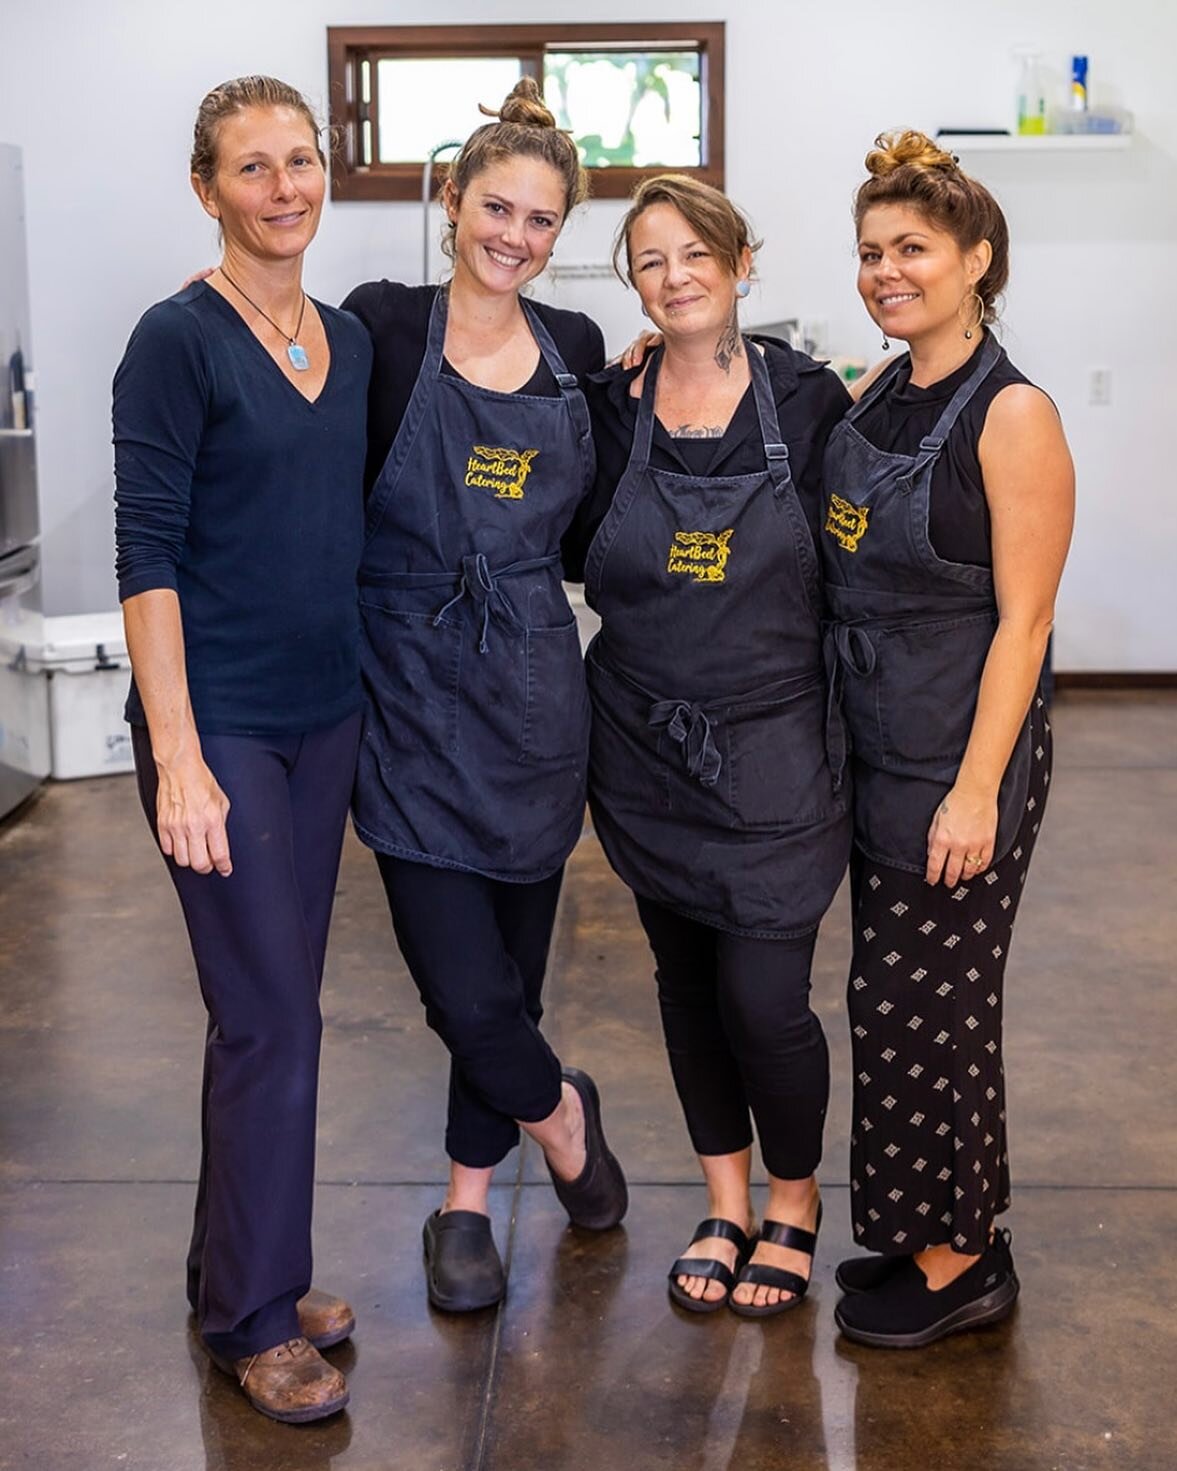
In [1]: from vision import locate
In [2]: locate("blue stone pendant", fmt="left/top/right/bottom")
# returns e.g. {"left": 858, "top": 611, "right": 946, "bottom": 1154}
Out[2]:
{"left": 287, "top": 342, "right": 309, "bottom": 371}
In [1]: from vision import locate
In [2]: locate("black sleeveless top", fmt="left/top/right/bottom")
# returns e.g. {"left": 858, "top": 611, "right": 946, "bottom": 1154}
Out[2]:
{"left": 850, "top": 332, "right": 1033, "bottom": 567}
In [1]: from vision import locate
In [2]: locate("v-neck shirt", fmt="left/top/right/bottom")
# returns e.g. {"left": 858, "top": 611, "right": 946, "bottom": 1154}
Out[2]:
{"left": 113, "top": 281, "right": 373, "bottom": 734}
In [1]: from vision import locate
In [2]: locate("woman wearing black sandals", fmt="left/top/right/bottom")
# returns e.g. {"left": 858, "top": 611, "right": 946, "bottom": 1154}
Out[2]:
{"left": 572, "top": 176, "right": 851, "bottom": 1316}
{"left": 825, "top": 133, "right": 1073, "bottom": 1348}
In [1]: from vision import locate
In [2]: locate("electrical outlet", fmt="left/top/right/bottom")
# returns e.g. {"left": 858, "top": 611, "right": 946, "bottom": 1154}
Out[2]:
{"left": 1089, "top": 368, "right": 1112, "bottom": 406}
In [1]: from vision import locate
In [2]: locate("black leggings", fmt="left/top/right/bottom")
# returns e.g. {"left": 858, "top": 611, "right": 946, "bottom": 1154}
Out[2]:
{"left": 375, "top": 854, "right": 565, "bottom": 1169}
{"left": 635, "top": 896, "right": 828, "bottom": 1180}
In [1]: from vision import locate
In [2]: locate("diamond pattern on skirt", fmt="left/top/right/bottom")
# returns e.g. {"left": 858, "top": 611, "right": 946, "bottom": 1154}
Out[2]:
{"left": 845, "top": 694, "right": 1050, "bottom": 1254}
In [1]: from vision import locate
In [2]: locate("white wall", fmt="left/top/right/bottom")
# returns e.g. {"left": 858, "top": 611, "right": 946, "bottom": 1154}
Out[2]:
{"left": 1, "top": 0, "right": 1172, "bottom": 669}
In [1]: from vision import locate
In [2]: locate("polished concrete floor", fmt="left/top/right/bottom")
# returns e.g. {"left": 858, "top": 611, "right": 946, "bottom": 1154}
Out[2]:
{"left": 1, "top": 690, "right": 1175, "bottom": 1470}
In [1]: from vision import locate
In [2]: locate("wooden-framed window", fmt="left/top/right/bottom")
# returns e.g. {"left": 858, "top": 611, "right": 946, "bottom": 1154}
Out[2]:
{"left": 326, "top": 23, "right": 725, "bottom": 202}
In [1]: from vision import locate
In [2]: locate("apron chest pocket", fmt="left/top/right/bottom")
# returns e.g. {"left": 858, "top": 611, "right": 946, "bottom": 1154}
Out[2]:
{"left": 520, "top": 619, "right": 590, "bottom": 764}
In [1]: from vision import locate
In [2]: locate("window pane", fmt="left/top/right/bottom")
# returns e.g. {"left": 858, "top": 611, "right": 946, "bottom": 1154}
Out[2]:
{"left": 544, "top": 52, "right": 701, "bottom": 168}
{"left": 375, "top": 58, "right": 522, "bottom": 162}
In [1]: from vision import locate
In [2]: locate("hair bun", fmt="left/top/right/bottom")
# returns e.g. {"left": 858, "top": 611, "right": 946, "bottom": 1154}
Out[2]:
{"left": 865, "top": 129, "right": 958, "bottom": 178}
{"left": 479, "top": 75, "right": 557, "bottom": 129}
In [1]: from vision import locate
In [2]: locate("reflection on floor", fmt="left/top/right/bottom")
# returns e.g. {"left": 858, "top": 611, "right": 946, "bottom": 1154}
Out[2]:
{"left": 1, "top": 691, "right": 1175, "bottom": 1470}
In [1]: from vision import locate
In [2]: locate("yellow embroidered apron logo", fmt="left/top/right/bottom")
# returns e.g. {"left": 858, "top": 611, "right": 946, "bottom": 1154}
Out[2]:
{"left": 825, "top": 494, "right": 871, "bottom": 552}
{"left": 465, "top": 446, "right": 539, "bottom": 500}
{"left": 667, "top": 529, "right": 734, "bottom": 583}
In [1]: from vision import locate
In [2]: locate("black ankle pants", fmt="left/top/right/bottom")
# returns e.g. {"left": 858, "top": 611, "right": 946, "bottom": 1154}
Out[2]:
{"left": 375, "top": 854, "right": 565, "bottom": 1169}
{"left": 635, "top": 896, "right": 828, "bottom": 1180}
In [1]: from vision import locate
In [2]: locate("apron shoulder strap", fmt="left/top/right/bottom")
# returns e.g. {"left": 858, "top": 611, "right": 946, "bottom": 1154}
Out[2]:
{"left": 919, "top": 334, "right": 1004, "bottom": 454}
{"left": 746, "top": 343, "right": 793, "bottom": 492}
{"left": 519, "top": 296, "right": 592, "bottom": 441}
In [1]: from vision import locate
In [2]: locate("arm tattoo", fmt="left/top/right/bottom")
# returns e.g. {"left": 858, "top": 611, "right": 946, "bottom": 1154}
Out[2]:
{"left": 714, "top": 306, "right": 743, "bottom": 373}
{"left": 670, "top": 423, "right": 725, "bottom": 439}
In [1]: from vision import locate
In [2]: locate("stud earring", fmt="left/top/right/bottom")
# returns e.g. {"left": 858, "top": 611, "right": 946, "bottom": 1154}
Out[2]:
{"left": 735, "top": 279, "right": 751, "bottom": 299}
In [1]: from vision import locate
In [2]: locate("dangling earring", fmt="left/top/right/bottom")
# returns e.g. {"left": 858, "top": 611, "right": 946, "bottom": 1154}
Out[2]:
{"left": 961, "top": 290, "right": 985, "bottom": 340}
{"left": 735, "top": 279, "right": 751, "bottom": 299}
{"left": 881, "top": 334, "right": 890, "bottom": 351}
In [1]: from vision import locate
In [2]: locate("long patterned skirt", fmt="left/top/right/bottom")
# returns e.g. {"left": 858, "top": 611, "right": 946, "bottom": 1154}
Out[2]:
{"left": 847, "top": 694, "right": 1052, "bottom": 1255}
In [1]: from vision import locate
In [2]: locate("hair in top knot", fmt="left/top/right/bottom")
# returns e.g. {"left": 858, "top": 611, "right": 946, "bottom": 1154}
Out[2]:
{"left": 441, "top": 76, "right": 587, "bottom": 260}
{"left": 854, "top": 128, "right": 1010, "bottom": 325}
{"left": 865, "top": 129, "right": 959, "bottom": 179}
{"left": 480, "top": 75, "right": 558, "bottom": 130}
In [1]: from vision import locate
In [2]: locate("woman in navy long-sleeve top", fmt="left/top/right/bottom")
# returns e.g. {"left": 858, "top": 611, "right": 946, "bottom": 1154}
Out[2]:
{"left": 113, "top": 76, "right": 369, "bottom": 1425}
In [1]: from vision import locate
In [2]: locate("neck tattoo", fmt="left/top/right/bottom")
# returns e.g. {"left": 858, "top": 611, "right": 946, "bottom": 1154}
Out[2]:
{"left": 714, "top": 305, "right": 743, "bottom": 374}
{"left": 218, "top": 268, "right": 310, "bottom": 371}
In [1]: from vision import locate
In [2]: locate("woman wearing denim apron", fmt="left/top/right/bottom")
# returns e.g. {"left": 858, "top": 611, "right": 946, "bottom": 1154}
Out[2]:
{"left": 824, "top": 133, "right": 1074, "bottom": 1348}
{"left": 343, "top": 80, "right": 626, "bottom": 1314}
{"left": 573, "top": 177, "right": 852, "bottom": 1316}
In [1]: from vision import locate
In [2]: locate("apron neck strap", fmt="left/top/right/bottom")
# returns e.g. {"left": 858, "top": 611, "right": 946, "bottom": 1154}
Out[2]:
{"left": 423, "top": 285, "right": 450, "bottom": 376}
{"left": 628, "top": 341, "right": 793, "bottom": 487}
{"left": 628, "top": 347, "right": 663, "bottom": 477}
{"left": 917, "top": 333, "right": 1003, "bottom": 455}
{"left": 425, "top": 287, "right": 585, "bottom": 400}
{"left": 747, "top": 343, "right": 793, "bottom": 492}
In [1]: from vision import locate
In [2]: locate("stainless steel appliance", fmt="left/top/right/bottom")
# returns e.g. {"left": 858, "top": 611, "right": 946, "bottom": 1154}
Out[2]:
{"left": 0, "top": 143, "right": 49, "bottom": 820}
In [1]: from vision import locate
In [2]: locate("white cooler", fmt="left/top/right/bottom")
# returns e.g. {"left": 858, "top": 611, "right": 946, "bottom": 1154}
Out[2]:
{"left": 20, "top": 612, "right": 134, "bottom": 779}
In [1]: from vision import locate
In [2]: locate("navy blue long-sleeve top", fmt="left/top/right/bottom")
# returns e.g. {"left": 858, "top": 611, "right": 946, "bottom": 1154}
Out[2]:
{"left": 113, "top": 282, "right": 372, "bottom": 735}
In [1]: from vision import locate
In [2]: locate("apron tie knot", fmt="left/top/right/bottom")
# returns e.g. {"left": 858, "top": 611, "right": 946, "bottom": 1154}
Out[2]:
{"left": 821, "top": 621, "right": 878, "bottom": 795}
{"left": 433, "top": 553, "right": 520, "bottom": 653}
{"left": 648, "top": 700, "right": 722, "bottom": 787}
{"left": 829, "top": 621, "right": 877, "bottom": 677}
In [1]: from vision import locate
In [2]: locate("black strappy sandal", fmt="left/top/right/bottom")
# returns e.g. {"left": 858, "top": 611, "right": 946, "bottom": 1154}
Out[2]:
{"left": 729, "top": 1202, "right": 822, "bottom": 1318}
{"left": 667, "top": 1218, "right": 755, "bottom": 1314}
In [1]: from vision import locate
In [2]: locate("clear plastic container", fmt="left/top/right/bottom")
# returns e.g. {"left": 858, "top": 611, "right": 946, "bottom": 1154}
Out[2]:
{"left": 1017, "top": 52, "right": 1048, "bottom": 135}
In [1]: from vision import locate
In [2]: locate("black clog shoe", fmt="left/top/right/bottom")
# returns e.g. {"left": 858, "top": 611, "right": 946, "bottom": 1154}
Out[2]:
{"left": 546, "top": 1067, "right": 628, "bottom": 1231}
{"left": 422, "top": 1208, "right": 506, "bottom": 1313}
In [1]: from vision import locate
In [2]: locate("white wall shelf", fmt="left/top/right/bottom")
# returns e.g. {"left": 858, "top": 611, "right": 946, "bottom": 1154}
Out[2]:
{"left": 937, "top": 133, "right": 1132, "bottom": 152}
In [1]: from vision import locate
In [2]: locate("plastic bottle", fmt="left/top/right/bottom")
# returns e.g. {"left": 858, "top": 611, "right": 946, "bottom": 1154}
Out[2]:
{"left": 1017, "top": 52, "right": 1047, "bottom": 135}
{"left": 1071, "top": 55, "right": 1089, "bottom": 111}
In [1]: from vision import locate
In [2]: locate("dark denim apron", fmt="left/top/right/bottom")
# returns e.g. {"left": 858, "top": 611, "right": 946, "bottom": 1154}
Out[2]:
{"left": 584, "top": 345, "right": 851, "bottom": 938}
{"left": 353, "top": 288, "right": 595, "bottom": 881}
{"left": 820, "top": 335, "right": 1033, "bottom": 874}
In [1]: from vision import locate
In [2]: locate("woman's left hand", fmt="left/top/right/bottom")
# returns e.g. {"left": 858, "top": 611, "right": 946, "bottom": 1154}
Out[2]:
{"left": 610, "top": 329, "right": 662, "bottom": 371}
{"left": 925, "top": 784, "right": 999, "bottom": 888}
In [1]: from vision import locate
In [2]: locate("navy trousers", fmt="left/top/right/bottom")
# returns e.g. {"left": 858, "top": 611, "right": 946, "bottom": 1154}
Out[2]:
{"left": 374, "top": 855, "right": 565, "bottom": 1169}
{"left": 132, "top": 712, "right": 360, "bottom": 1359}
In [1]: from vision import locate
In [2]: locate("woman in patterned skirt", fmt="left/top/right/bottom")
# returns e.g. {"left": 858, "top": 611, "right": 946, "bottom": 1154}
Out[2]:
{"left": 820, "top": 132, "right": 1074, "bottom": 1348}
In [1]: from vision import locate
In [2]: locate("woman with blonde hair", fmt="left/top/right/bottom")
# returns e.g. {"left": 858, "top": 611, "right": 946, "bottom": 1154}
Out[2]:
{"left": 826, "top": 132, "right": 1073, "bottom": 1347}
{"left": 115, "top": 76, "right": 369, "bottom": 1421}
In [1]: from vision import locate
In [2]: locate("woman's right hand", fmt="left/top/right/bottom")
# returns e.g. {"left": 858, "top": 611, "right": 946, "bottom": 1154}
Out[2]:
{"left": 612, "top": 329, "right": 663, "bottom": 370}
{"left": 180, "top": 266, "right": 216, "bottom": 290}
{"left": 155, "top": 752, "right": 232, "bottom": 876}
